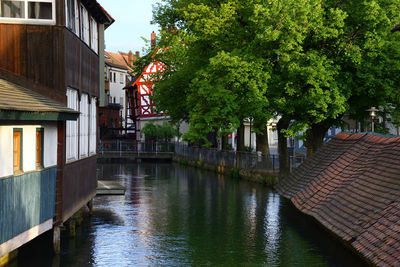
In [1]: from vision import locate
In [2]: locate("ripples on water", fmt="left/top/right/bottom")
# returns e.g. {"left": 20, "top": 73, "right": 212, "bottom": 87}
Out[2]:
{"left": 17, "top": 163, "right": 365, "bottom": 266}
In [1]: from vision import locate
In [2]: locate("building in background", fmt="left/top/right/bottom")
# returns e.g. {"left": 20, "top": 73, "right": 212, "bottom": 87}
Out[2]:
{"left": 0, "top": 0, "right": 113, "bottom": 260}
{"left": 99, "top": 50, "right": 138, "bottom": 140}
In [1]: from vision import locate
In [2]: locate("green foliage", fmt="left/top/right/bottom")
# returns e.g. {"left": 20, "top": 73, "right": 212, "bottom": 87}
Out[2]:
{"left": 140, "top": 122, "right": 178, "bottom": 141}
{"left": 229, "top": 168, "right": 240, "bottom": 179}
{"left": 150, "top": 0, "right": 400, "bottom": 146}
{"left": 178, "top": 158, "right": 188, "bottom": 165}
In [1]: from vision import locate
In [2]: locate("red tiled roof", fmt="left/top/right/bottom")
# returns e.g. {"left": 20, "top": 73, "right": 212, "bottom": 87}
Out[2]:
{"left": 276, "top": 133, "right": 400, "bottom": 266}
{"left": 104, "top": 51, "right": 136, "bottom": 72}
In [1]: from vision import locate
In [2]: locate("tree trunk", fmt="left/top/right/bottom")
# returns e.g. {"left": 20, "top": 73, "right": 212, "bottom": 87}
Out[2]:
{"left": 206, "top": 129, "right": 218, "bottom": 148}
{"left": 277, "top": 118, "right": 289, "bottom": 176}
{"left": 221, "top": 134, "right": 229, "bottom": 150}
{"left": 256, "top": 122, "right": 270, "bottom": 158}
{"left": 305, "top": 123, "right": 329, "bottom": 157}
{"left": 237, "top": 122, "right": 245, "bottom": 152}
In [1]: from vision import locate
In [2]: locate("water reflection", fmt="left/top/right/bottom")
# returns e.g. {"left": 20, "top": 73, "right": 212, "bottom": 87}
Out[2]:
{"left": 17, "top": 163, "right": 365, "bottom": 266}
{"left": 264, "top": 193, "right": 281, "bottom": 266}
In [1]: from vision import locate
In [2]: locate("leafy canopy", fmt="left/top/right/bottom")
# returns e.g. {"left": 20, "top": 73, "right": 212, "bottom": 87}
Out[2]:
{"left": 148, "top": 0, "right": 400, "bottom": 144}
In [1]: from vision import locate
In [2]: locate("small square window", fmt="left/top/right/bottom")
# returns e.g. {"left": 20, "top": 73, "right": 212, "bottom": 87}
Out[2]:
{"left": 28, "top": 2, "right": 52, "bottom": 19}
{"left": 36, "top": 128, "right": 44, "bottom": 168}
{"left": 0, "top": 1, "right": 25, "bottom": 18}
{"left": 13, "top": 128, "right": 22, "bottom": 173}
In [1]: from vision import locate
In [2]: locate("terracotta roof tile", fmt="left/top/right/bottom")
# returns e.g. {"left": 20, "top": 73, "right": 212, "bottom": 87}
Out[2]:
{"left": 276, "top": 133, "right": 400, "bottom": 266}
{"left": 104, "top": 51, "right": 136, "bottom": 71}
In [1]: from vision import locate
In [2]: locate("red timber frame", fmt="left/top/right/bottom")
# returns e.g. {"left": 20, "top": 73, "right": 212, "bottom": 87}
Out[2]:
{"left": 129, "top": 60, "right": 164, "bottom": 118}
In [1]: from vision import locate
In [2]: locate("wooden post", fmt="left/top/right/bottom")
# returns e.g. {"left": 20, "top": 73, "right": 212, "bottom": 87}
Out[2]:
{"left": 68, "top": 219, "right": 76, "bottom": 238}
{"left": 0, "top": 250, "right": 18, "bottom": 266}
{"left": 53, "top": 226, "right": 61, "bottom": 254}
{"left": 56, "top": 121, "right": 66, "bottom": 224}
{"left": 87, "top": 199, "right": 93, "bottom": 215}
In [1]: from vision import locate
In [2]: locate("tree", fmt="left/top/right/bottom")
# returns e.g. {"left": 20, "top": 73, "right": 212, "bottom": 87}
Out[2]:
{"left": 150, "top": 0, "right": 400, "bottom": 171}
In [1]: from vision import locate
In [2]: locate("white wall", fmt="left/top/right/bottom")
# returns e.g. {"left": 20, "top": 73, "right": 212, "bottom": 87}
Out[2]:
{"left": 0, "top": 124, "right": 57, "bottom": 178}
{"left": 0, "top": 127, "right": 13, "bottom": 177}
{"left": 108, "top": 66, "right": 128, "bottom": 126}
{"left": 44, "top": 125, "right": 58, "bottom": 167}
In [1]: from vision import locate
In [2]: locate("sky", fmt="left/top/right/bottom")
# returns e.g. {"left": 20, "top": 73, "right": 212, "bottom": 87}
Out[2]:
{"left": 97, "top": 0, "right": 161, "bottom": 54}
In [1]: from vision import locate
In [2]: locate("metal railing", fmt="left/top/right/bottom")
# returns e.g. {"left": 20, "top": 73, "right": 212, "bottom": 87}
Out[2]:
{"left": 99, "top": 140, "right": 174, "bottom": 153}
{"left": 98, "top": 140, "right": 306, "bottom": 173}
{"left": 174, "top": 143, "right": 305, "bottom": 174}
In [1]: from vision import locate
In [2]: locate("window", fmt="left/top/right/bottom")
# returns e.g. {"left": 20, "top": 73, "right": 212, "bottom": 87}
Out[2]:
{"left": 79, "top": 93, "right": 89, "bottom": 158}
{"left": 90, "top": 17, "right": 98, "bottom": 53}
{"left": 66, "top": 88, "right": 78, "bottom": 161}
{"left": 113, "top": 73, "right": 116, "bottom": 83}
{"left": 0, "top": 0, "right": 55, "bottom": 23}
{"left": 36, "top": 128, "right": 43, "bottom": 168}
{"left": 80, "top": 4, "right": 89, "bottom": 45}
{"left": 109, "top": 71, "right": 112, "bottom": 82}
{"left": 65, "top": 0, "right": 79, "bottom": 35}
{"left": 120, "top": 73, "right": 123, "bottom": 84}
{"left": 13, "top": 128, "right": 22, "bottom": 173}
{"left": 89, "top": 97, "right": 96, "bottom": 154}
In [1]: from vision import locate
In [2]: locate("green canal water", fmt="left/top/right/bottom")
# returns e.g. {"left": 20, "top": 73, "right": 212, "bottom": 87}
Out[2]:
{"left": 17, "top": 163, "right": 364, "bottom": 266}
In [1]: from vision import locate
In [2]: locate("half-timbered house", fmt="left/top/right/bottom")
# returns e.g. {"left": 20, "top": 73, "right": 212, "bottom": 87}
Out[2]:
{"left": 126, "top": 32, "right": 172, "bottom": 140}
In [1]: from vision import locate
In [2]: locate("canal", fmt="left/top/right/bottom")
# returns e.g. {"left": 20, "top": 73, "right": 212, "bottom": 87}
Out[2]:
{"left": 17, "top": 163, "right": 364, "bottom": 266}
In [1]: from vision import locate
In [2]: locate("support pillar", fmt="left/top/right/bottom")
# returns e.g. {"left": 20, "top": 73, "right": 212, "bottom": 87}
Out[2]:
{"left": 0, "top": 250, "right": 18, "bottom": 266}
{"left": 68, "top": 219, "right": 76, "bottom": 238}
{"left": 87, "top": 200, "right": 93, "bottom": 215}
{"left": 53, "top": 226, "right": 61, "bottom": 254}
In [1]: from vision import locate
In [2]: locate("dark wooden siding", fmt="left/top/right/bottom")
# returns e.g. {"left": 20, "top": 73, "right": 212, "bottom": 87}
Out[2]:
{"left": 0, "top": 24, "right": 100, "bottom": 103}
{"left": 62, "top": 156, "right": 97, "bottom": 222}
{"left": 56, "top": 0, "right": 66, "bottom": 27}
{"left": 64, "top": 29, "right": 99, "bottom": 98}
{"left": 0, "top": 167, "right": 57, "bottom": 244}
{"left": 0, "top": 24, "right": 66, "bottom": 103}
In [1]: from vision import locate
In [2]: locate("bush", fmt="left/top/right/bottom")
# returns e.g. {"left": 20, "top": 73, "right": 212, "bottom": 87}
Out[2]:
{"left": 229, "top": 168, "right": 240, "bottom": 179}
{"left": 141, "top": 122, "right": 178, "bottom": 142}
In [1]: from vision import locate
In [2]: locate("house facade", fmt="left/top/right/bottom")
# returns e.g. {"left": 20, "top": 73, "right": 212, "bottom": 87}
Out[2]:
{"left": 99, "top": 50, "right": 137, "bottom": 138}
{"left": 0, "top": 0, "right": 113, "bottom": 259}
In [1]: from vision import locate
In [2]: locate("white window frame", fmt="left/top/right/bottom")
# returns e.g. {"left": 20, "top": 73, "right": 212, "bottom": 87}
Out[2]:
{"left": 65, "top": 0, "right": 79, "bottom": 36}
{"left": 0, "top": 0, "right": 55, "bottom": 25}
{"left": 90, "top": 16, "right": 98, "bottom": 53}
{"left": 66, "top": 88, "right": 78, "bottom": 162}
{"left": 80, "top": 4, "right": 89, "bottom": 45}
{"left": 89, "top": 97, "right": 96, "bottom": 155}
{"left": 79, "top": 93, "right": 89, "bottom": 158}
{"left": 120, "top": 73, "right": 123, "bottom": 84}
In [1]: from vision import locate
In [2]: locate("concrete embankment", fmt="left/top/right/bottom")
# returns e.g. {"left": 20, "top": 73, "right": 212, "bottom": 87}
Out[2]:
{"left": 173, "top": 154, "right": 279, "bottom": 186}
{"left": 276, "top": 133, "right": 400, "bottom": 266}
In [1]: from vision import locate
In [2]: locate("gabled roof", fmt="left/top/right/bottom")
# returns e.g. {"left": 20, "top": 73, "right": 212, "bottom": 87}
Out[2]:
{"left": 0, "top": 79, "right": 79, "bottom": 121}
{"left": 105, "top": 51, "right": 136, "bottom": 72}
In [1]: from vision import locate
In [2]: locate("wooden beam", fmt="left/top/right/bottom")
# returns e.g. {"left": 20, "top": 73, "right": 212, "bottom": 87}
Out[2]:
{"left": 0, "top": 219, "right": 53, "bottom": 258}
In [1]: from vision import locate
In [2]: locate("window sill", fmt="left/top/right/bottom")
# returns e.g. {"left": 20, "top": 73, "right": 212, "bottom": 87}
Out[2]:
{"left": 0, "top": 18, "right": 56, "bottom": 25}
{"left": 13, "top": 170, "right": 23, "bottom": 176}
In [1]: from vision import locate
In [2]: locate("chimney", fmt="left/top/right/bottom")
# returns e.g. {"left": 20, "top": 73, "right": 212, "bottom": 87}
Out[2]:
{"left": 128, "top": 50, "right": 134, "bottom": 63}
{"left": 135, "top": 51, "right": 140, "bottom": 59}
{"left": 151, "top": 31, "right": 156, "bottom": 49}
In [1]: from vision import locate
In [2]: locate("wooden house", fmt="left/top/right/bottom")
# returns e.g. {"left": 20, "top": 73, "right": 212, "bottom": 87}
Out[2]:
{"left": 0, "top": 0, "right": 113, "bottom": 260}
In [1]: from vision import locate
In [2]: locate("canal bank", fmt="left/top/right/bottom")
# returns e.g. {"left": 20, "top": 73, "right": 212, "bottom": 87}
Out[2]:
{"left": 14, "top": 163, "right": 364, "bottom": 266}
